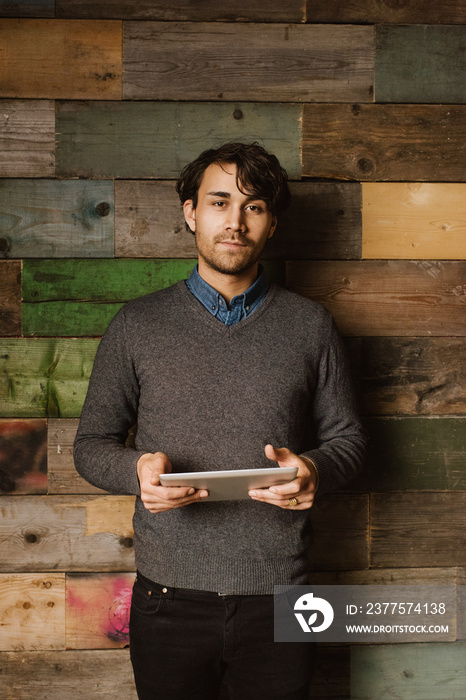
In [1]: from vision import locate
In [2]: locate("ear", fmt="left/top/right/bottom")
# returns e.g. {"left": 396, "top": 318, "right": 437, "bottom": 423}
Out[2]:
{"left": 183, "top": 199, "right": 196, "bottom": 233}
{"left": 267, "top": 216, "right": 277, "bottom": 239}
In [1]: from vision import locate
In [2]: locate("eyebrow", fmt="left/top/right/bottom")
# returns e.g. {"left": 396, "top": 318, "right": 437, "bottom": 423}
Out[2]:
{"left": 206, "top": 191, "right": 231, "bottom": 198}
{"left": 206, "top": 191, "right": 264, "bottom": 202}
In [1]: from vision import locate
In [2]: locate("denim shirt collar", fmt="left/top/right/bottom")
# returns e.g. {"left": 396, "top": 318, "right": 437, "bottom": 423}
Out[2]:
{"left": 185, "top": 265, "right": 269, "bottom": 326}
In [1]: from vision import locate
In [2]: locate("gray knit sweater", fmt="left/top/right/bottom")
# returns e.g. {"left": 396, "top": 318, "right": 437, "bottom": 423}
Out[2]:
{"left": 74, "top": 281, "right": 366, "bottom": 594}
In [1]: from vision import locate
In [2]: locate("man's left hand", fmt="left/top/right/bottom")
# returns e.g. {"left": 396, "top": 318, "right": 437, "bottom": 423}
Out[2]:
{"left": 248, "top": 444, "right": 317, "bottom": 510}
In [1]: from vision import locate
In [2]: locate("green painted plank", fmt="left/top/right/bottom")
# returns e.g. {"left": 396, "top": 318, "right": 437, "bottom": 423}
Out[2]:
{"left": 364, "top": 417, "right": 466, "bottom": 491}
{"left": 376, "top": 25, "right": 466, "bottom": 104}
{"left": 22, "top": 302, "right": 126, "bottom": 338}
{"left": 22, "top": 259, "right": 196, "bottom": 302}
{"left": 352, "top": 644, "right": 466, "bottom": 699}
{"left": 0, "top": 339, "right": 99, "bottom": 417}
{"left": 56, "top": 101, "right": 302, "bottom": 179}
{"left": 22, "top": 259, "right": 285, "bottom": 335}
{"left": 0, "top": 1, "right": 54, "bottom": 17}
{"left": 0, "top": 180, "right": 114, "bottom": 258}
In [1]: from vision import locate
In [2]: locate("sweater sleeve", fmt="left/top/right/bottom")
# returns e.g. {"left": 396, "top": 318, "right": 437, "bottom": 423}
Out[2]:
{"left": 73, "top": 307, "right": 146, "bottom": 495}
{"left": 301, "top": 317, "right": 366, "bottom": 496}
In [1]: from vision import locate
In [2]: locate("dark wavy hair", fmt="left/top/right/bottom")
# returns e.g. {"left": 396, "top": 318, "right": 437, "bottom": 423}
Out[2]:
{"left": 176, "top": 142, "right": 291, "bottom": 227}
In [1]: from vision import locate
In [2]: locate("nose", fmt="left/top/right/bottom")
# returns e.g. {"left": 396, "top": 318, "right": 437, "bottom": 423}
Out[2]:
{"left": 225, "top": 205, "right": 246, "bottom": 233}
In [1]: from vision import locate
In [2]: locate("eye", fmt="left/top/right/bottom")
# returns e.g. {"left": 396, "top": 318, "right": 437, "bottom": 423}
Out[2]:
{"left": 246, "top": 204, "right": 264, "bottom": 213}
{"left": 212, "top": 200, "right": 226, "bottom": 207}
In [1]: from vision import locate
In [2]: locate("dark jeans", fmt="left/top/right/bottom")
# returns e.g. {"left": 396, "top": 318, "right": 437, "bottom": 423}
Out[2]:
{"left": 130, "top": 572, "right": 315, "bottom": 700}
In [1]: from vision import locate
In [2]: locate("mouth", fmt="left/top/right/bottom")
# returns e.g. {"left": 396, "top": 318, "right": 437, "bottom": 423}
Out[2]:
{"left": 217, "top": 239, "right": 249, "bottom": 248}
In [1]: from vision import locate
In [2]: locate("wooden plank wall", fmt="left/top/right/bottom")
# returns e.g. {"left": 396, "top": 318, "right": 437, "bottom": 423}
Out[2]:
{"left": 0, "top": 3, "right": 465, "bottom": 698}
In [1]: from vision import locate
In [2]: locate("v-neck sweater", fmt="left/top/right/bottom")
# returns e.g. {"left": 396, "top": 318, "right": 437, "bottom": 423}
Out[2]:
{"left": 74, "top": 281, "right": 366, "bottom": 594}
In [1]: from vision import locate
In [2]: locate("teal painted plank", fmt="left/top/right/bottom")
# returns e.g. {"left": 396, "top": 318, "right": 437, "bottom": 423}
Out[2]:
{"left": 376, "top": 25, "right": 466, "bottom": 103}
{"left": 56, "top": 101, "right": 302, "bottom": 179}
{"left": 22, "top": 259, "right": 285, "bottom": 335}
{"left": 0, "top": 339, "right": 99, "bottom": 417}
{"left": 364, "top": 417, "right": 466, "bottom": 491}
{"left": 0, "top": 180, "right": 114, "bottom": 258}
{"left": 352, "top": 644, "right": 466, "bottom": 699}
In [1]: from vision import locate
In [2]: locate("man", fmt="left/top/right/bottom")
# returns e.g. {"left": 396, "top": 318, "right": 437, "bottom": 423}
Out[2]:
{"left": 74, "top": 142, "right": 366, "bottom": 699}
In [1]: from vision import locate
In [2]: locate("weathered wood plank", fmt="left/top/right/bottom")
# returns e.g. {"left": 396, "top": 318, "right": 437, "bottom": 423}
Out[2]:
{"left": 56, "top": 0, "right": 305, "bottom": 21}
{"left": 0, "top": 0, "right": 54, "bottom": 17}
{"left": 362, "top": 183, "right": 466, "bottom": 260}
{"left": 351, "top": 644, "right": 466, "bottom": 700}
{"left": 309, "top": 645, "right": 350, "bottom": 700}
{"left": 365, "top": 417, "right": 466, "bottom": 491}
{"left": 309, "top": 494, "right": 369, "bottom": 571}
{"left": 0, "top": 100, "right": 54, "bottom": 177}
{"left": 302, "top": 104, "right": 466, "bottom": 181}
{"left": 66, "top": 572, "right": 134, "bottom": 649}
{"left": 287, "top": 261, "right": 466, "bottom": 336}
{"left": 0, "top": 19, "right": 122, "bottom": 100}
{"left": 310, "top": 567, "right": 460, "bottom": 586}
{"left": 350, "top": 337, "right": 466, "bottom": 415}
{"left": 0, "top": 179, "right": 114, "bottom": 259}
{"left": 376, "top": 25, "right": 466, "bottom": 104}
{"left": 116, "top": 181, "right": 362, "bottom": 260}
{"left": 0, "top": 574, "right": 65, "bottom": 651}
{"left": 56, "top": 101, "right": 302, "bottom": 179}
{"left": 124, "top": 22, "right": 374, "bottom": 103}
{"left": 0, "top": 495, "right": 135, "bottom": 572}
{"left": 0, "top": 260, "right": 20, "bottom": 335}
{"left": 48, "top": 418, "right": 106, "bottom": 495}
{"left": 0, "top": 419, "right": 47, "bottom": 494}
{"left": 22, "top": 259, "right": 285, "bottom": 336}
{"left": 0, "top": 338, "right": 99, "bottom": 418}
{"left": 307, "top": 0, "right": 466, "bottom": 24}
{"left": 0, "top": 649, "right": 138, "bottom": 698}
{"left": 371, "top": 493, "right": 466, "bottom": 568}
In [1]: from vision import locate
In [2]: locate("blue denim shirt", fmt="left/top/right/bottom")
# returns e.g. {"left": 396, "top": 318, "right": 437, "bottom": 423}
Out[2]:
{"left": 185, "top": 265, "right": 269, "bottom": 326}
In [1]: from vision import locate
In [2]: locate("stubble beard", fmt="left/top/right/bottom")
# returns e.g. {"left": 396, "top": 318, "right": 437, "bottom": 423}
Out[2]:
{"left": 194, "top": 230, "right": 266, "bottom": 277}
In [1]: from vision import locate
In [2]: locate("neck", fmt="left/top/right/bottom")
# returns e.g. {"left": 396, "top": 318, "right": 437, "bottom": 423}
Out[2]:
{"left": 197, "top": 261, "right": 259, "bottom": 303}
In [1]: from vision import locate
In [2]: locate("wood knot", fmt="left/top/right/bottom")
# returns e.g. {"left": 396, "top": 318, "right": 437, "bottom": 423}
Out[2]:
{"left": 25, "top": 532, "right": 39, "bottom": 544}
{"left": 357, "top": 158, "right": 374, "bottom": 173}
{"left": 120, "top": 537, "right": 134, "bottom": 549}
{"left": 233, "top": 109, "right": 243, "bottom": 120}
{"left": 95, "top": 202, "right": 111, "bottom": 217}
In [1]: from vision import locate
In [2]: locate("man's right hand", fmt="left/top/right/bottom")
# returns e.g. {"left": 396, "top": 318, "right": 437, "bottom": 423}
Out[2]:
{"left": 137, "top": 452, "right": 208, "bottom": 513}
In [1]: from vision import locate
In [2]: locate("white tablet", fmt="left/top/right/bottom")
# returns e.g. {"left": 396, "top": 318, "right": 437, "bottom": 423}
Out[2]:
{"left": 159, "top": 467, "right": 298, "bottom": 502}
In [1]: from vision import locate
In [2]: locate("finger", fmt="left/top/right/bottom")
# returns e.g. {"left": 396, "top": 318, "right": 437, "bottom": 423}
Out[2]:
{"left": 149, "top": 452, "right": 173, "bottom": 484}
{"left": 264, "top": 444, "right": 293, "bottom": 464}
{"left": 141, "top": 488, "right": 209, "bottom": 511}
{"left": 249, "top": 490, "right": 314, "bottom": 510}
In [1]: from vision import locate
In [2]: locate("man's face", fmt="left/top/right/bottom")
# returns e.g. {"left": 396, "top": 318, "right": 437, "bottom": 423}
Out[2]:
{"left": 183, "top": 162, "right": 276, "bottom": 277}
